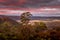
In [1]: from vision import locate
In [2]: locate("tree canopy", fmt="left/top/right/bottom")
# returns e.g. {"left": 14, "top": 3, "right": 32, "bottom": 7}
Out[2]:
{"left": 20, "top": 12, "right": 32, "bottom": 25}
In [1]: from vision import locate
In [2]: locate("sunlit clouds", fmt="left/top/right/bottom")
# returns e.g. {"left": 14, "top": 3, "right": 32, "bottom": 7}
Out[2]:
{"left": 0, "top": 8, "right": 60, "bottom": 16}
{"left": 0, "top": 0, "right": 60, "bottom": 16}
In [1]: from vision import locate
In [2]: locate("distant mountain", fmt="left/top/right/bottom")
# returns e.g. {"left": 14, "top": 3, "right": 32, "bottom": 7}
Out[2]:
{"left": 0, "top": 15, "right": 19, "bottom": 25}
{"left": 7, "top": 16, "right": 60, "bottom": 21}
{"left": 0, "top": 15, "right": 60, "bottom": 22}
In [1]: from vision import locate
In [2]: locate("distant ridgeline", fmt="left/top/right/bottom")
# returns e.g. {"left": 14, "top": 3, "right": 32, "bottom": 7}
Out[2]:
{"left": 0, "top": 15, "right": 60, "bottom": 21}
{"left": 0, "top": 15, "right": 19, "bottom": 26}
{"left": 8, "top": 16, "right": 60, "bottom": 21}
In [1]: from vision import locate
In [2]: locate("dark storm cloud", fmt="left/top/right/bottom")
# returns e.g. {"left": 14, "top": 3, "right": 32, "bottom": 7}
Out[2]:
{"left": 23, "top": 0, "right": 60, "bottom": 8}
{"left": 0, "top": 0, "right": 19, "bottom": 5}
{"left": 0, "top": 0, "right": 27, "bottom": 8}
{"left": 0, "top": 0, "right": 60, "bottom": 8}
{"left": 46, "top": 0, "right": 60, "bottom": 6}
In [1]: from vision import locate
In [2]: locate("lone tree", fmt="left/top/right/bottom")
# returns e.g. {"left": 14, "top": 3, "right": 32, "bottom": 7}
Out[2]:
{"left": 20, "top": 12, "right": 32, "bottom": 25}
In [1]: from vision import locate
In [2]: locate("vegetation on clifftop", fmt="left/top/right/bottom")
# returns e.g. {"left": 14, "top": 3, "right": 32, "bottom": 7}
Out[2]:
{"left": 0, "top": 12, "right": 60, "bottom": 40}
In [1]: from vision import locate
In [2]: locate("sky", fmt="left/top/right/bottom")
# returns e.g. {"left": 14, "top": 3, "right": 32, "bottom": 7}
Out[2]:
{"left": 0, "top": 0, "right": 60, "bottom": 16}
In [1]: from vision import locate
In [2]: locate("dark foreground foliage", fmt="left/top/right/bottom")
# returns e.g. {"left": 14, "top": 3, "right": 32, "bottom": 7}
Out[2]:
{"left": 0, "top": 21, "right": 60, "bottom": 40}
{"left": 0, "top": 14, "right": 60, "bottom": 40}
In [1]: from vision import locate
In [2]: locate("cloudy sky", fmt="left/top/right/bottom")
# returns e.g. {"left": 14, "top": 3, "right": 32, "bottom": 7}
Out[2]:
{"left": 0, "top": 0, "right": 60, "bottom": 16}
